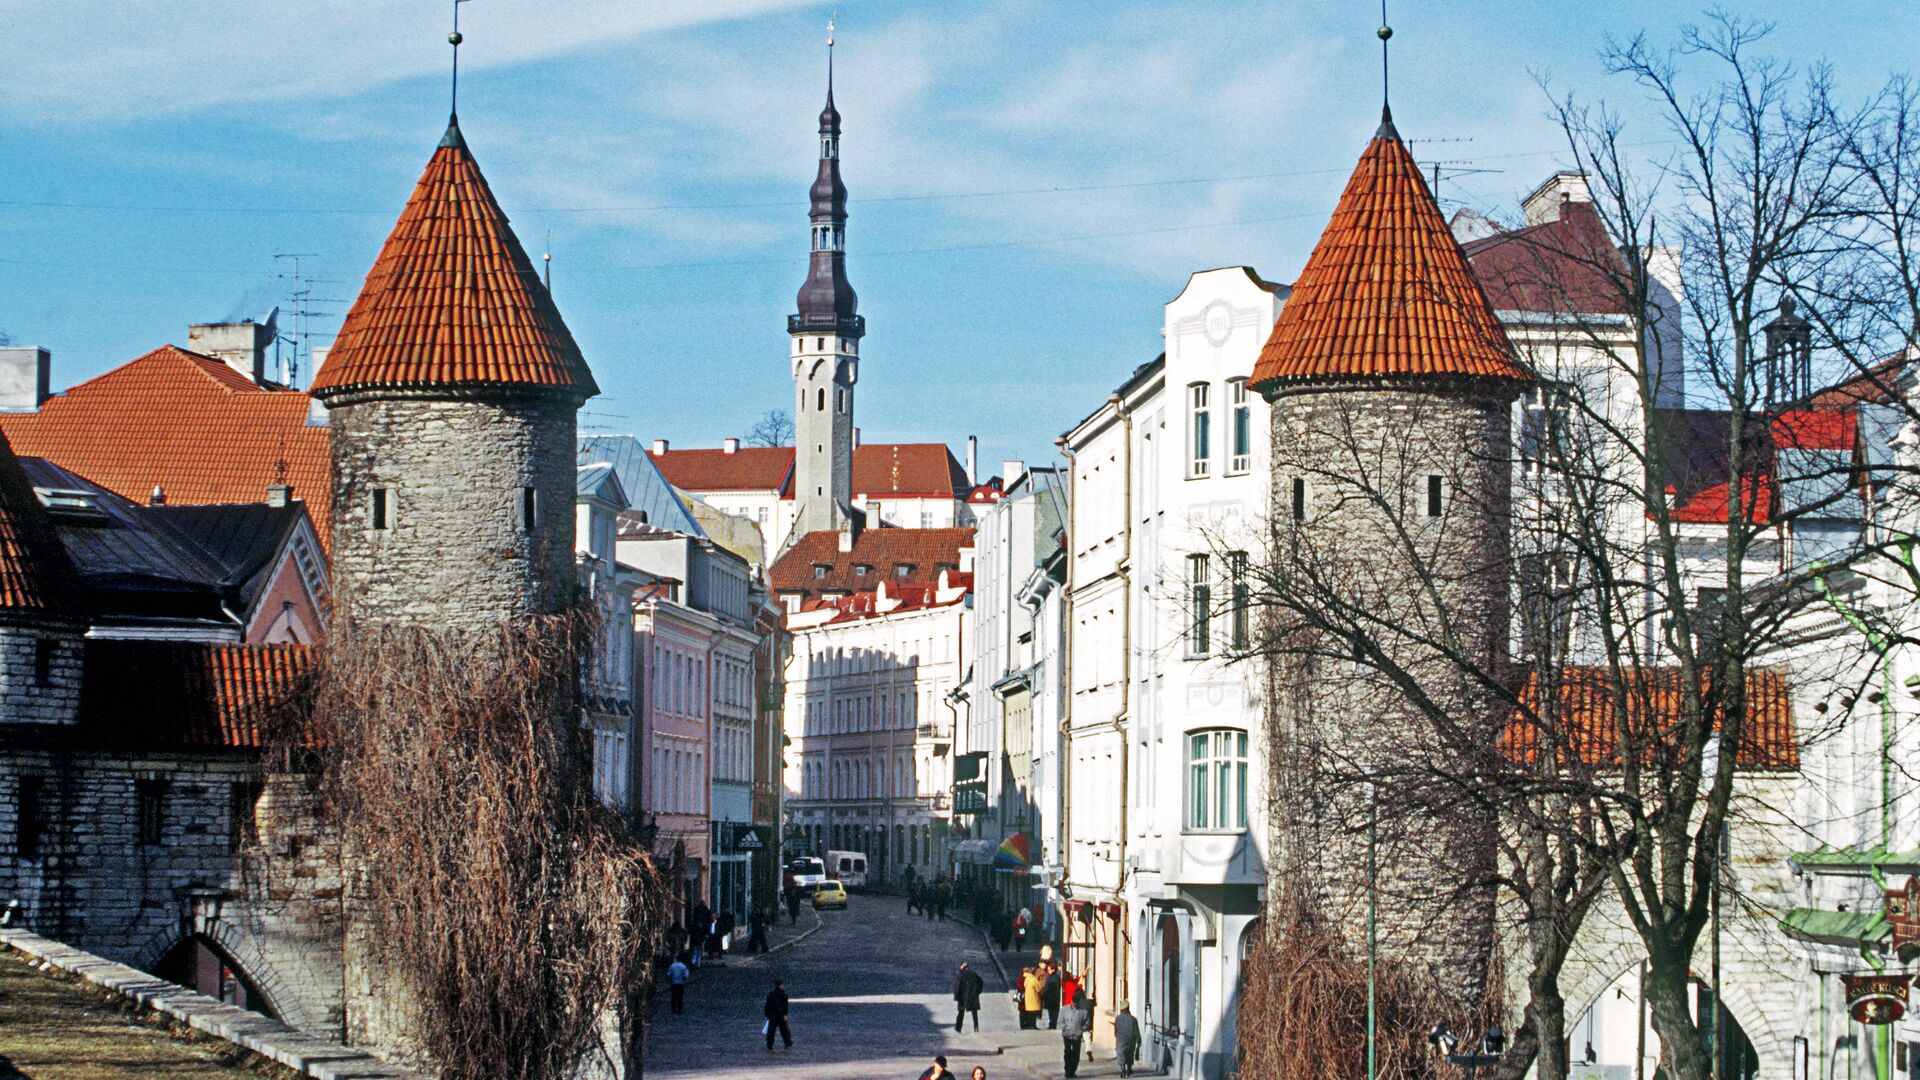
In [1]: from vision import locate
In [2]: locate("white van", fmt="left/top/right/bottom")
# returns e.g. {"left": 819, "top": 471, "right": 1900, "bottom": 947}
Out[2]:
{"left": 825, "top": 850, "right": 868, "bottom": 889}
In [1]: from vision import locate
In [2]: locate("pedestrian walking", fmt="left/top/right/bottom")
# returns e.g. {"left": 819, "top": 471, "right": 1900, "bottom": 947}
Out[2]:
{"left": 969, "top": 1068, "right": 987, "bottom": 1080}
{"left": 952, "top": 961, "right": 984, "bottom": 1032}
{"left": 748, "top": 906, "right": 770, "bottom": 954}
{"left": 786, "top": 888, "right": 802, "bottom": 925}
{"left": 717, "top": 910, "right": 736, "bottom": 955}
{"left": 991, "top": 907, "right": 1012, "bottom": 952}
{"left": 1060, "top": 995, "right": 1091, "bottom": 1077}
{"left": 1012, "top": 907, "right": 1029, "bottom": 950}
{"left": 1061, "top": 969, "right": 1082, "bottom": 1009}
{"left": 934, "top": 880, "right": 951, "bottom": 921}
{"left": 1114, "top": 1001, "right": 1142, "bottom": 1077}
{"left": 908, "top": 880, "right": 923, "bottom": 915}
{"left": 916, "top": 1054, "right": 951, "bottom": 1080}
{"left": 762, "top": 979, "right": 793, "bottom": 1049}
{"left": 1042, "top": 963, "right": 1062, "bottom": 1029}
{"left": 666, "top": 953, "right": 690, "bottom": 1015}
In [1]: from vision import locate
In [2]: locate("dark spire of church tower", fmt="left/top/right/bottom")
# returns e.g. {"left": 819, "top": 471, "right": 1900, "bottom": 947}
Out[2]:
{"left": 792, "top": 22, "right": 862, "bottom": 341}
{"left": 1375, "top": 1, "right": 1398, "bottom": 141}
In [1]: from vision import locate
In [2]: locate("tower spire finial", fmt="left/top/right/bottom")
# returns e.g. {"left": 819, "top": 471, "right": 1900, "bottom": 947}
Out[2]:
{"left": 442, "top": 0, "right": 471, "bottom": 148}
{"left": 826, "top": 12, "right": 837, "bottom": 99}
{"left": 1375, "top": 0, "right": 1398, "bottom": 140}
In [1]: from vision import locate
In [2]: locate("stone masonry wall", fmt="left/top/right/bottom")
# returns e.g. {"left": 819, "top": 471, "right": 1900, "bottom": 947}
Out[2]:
{"left": 0, "top": 748, "right": 343, "bottom": 1036}
{"left": 1265, "top": 382, "right": 1518, "bottom": 1006}
{"left": 327, "top": 393, "right": 579, "bottom": 629}
{"left": 0, "top": 624, "right": 83, "bottom": 724}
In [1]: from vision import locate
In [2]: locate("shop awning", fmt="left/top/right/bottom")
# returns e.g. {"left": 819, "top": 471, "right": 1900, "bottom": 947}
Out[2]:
{"left": 951, "top": 839, "right": 995, "bottom": 865}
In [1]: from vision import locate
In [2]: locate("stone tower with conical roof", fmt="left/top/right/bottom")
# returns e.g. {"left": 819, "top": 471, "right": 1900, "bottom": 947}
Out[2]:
{"left": 1250, "top": 109, "right": 1528, "bottom": 1006}
{"left": 310, "top": 116, "right": 597, "bottom": 629}
{"left": 789, "top": 53, "right": 863, "bottom": 540}
{"left": 0, "top": 427, "right": 82, "bottom": 724}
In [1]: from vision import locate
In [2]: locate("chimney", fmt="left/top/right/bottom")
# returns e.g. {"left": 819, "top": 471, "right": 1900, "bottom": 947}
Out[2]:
{"left": 723, "top": 437, "right": 740, "bottom": 454}
{"left": 966, "top": 435, "right": 978, "bottom": 487}
{"left": 1002, "top": 459, "right": 1025, "bottom": 489}
{"left": 188, "top": 308, "right": 278, "bottom": 384}
{"left": 653, "top": 438, "right": 669, "bottom": 455}
{"left": 149, "top": 486, "right": 166, "bottom": 506}
{"left": 267, "top": 484, "right": 293, "bottom": 508}
{"left": 1522, "top": 172, "right": 1591, "bottom": 227}
{"left": 0, "top": 347, "right": 52, "bottom": 412}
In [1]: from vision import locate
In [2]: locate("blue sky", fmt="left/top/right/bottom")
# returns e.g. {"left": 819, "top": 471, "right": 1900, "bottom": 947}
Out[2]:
{"left": 0, "top": 1, "right": 1907, "bottom": 470}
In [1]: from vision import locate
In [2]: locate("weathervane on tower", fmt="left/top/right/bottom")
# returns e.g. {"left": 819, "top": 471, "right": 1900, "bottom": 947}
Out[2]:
{"left": 449, "top": 0, "right": 472, "bottom": 120}
{"left": 1376, "top": 0, "right": 1397, "bottom": 139}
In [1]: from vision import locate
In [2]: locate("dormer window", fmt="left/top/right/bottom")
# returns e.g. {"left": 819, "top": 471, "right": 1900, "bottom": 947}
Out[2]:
{"left": 813, "top": 564, "right": 830, "bottom": 580}
{"left": 855, "top": 564, "right": 871, "bottom": 576}
{"left": 895, "top": 564, "right": 913, "bottom": 579}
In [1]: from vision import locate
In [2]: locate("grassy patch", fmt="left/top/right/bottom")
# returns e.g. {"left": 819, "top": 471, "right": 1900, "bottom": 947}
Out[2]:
{"left": 0, "top": 948, "right": 297, "bottom": 1079}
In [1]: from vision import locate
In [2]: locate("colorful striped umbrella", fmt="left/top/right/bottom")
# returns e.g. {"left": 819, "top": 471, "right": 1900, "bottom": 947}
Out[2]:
{"left": 992, "top": 832, "right": 1032, "bottom": 869}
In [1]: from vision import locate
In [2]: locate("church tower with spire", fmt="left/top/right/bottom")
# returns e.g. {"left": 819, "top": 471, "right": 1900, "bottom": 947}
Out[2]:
{"left": 789, "top": 40, "right": 863, "bottom": 540}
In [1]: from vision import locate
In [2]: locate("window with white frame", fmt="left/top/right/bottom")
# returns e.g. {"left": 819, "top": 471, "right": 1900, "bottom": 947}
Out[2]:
{"left": 1186, "top": 729, "right": 1249, "bottom": 830}
{"left": 1228, "top": 378, "right": 1251, "bottom": 474}
{"left": 1188, "top": 383, "right": 1212, "bottom": 477}
{"left": 1187, "top": 553, "right": 1211, "bottom": 655}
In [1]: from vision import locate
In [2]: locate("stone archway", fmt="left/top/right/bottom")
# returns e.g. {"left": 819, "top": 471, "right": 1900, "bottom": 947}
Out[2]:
{"left": 129, "top": 892, "right": 314, "bottom": 1034}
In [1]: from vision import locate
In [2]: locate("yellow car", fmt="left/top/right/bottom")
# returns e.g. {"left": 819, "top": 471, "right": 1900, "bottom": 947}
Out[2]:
{"left": 812, "top": 880, "right": 849, "bottom": 910}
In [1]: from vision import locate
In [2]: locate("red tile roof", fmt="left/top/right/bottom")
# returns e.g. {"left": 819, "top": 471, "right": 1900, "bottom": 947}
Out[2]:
{"left": 1463, "top": 200, "right": 1630, "bottom": 316}
{"left": 310, "top": 122, "right": 597, "bottom": 399}
{"left": 1655, "top": 408, "right": 1860, "bottom": 525}
{"left": 652, "top": 443, "right": 969, "bottom": 500}
{"left": 651, "top": 446, "right": 794, "bottom": 492}
{"left": 1250, "top": 132, "right": 1528, "bottom": 388}
{"left": 771, "top": 526, "right": 974, "bottom": 600}
{"left": 0, "top": 346, "right": 334, "bottom": 549}
{"left": 76, "top": 641, "right": 312, "bottom": 749}
{"left": 1504, "top": 666, "right": 1797, "bottom": 771}
{"left": 0, "top": 428, "right": 75, "bottom": 614}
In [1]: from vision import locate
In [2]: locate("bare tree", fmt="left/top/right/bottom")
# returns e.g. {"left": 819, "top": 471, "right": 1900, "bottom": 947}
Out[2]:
{"left": 747, "top": 409, "right": 795, "bottom": 448}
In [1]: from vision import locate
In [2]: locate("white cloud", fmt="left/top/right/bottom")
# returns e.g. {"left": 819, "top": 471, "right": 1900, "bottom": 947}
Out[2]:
{"left": 0, "top": 0, "right": 814, "bottom": 123}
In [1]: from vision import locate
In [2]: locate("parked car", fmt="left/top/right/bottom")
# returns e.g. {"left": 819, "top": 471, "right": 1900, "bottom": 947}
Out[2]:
{"left": 785, "top": 856, "right": 826, "bottom": 896}
{"left": 812, "top": 880, "right": 849, "bottom": 910}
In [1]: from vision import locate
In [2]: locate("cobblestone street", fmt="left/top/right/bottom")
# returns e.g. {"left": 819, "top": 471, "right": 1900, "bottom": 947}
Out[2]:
{"left": 646, "top": 894, "right": 1135, "bottom": 1080}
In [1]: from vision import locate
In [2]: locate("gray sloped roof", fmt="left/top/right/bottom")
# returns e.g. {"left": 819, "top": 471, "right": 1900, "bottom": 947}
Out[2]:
{"left": 578, "top": 436, "right": 707, "bottom": 538}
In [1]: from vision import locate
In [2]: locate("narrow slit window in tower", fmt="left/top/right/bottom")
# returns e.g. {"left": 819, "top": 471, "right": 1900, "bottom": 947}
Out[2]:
{"left": 33, "top": 638, "right": 53, "bottom": 686}
{"left": 370, "top": 488, "right": 390, "bottom": 530}
{"left": 520, "top": 487, "right": 539, "bottom": 532}
{"left": 1425, "top": 474, "right": 1445, "bottom": 518}
{"left": 818, "top": 388, "right": 826, "bottom": 412}
{"left": 1291, "top": 477, "right": 1306, "bottom": 521}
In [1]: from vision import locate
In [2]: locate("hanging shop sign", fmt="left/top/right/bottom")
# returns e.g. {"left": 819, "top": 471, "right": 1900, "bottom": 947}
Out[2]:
{"left": 1887, "top": 877, "right": 1920, "bottom": 963}
{"left": 1842, "top": 973, "right": 1909, "bottom": 1025}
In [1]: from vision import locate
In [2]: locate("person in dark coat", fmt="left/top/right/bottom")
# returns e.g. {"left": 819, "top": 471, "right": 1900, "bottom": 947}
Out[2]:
{"left": 991, "top": 907, "right": 1013, "bottom": 951}
{"left": 762, "top": 979, "right": 792, "bottom": 1049}
{"left": 952, "top": 961, "right": 985, "bottom": 1032}
{"left": 1042, "top": 964, "right": 1062, "bottom": 1029}
{"left": 916, "top": 1054, "right": 950, "bottom": 1080}
{"left": 786, "top": 888, "right": 802, "bottom": 924}
{"left": 908, "top": 879, "right": 923, "bottom": 915}
{"left": 1113, "top": 1001, "right": 1142, "bottom": 1077}
{"left": 747, "top": 906, "right": 769, "bottom": 953}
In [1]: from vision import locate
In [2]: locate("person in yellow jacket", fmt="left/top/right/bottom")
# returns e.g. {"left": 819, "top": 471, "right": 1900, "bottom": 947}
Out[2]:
{"left": 1017, "top": 966, "right": 1045, "bottom": 1029}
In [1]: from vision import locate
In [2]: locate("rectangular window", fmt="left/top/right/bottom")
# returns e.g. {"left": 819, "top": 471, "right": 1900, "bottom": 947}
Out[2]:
{"left": 1188, "top": 554, "right": 1211, "bottom": 655}
{"left": 1229, "top": 551, "right": 1250, "bottom": 650}
{"left": 32, "top": 639, "right": 53, "bottom": 687}
{"left": 1184, "top": 729, "right": 1250, "bottom": 830}
{"left": 520, "top": 486, "right": 539, "bottom": 532}
{"left": 370, "top": 488, "right": 390, "bottom": 530}
{"left": 1188, "top": 383, "right": 1212, "bottom": 477}
{"left": 229, "top": 780, "right": 263, "bottom": 851}
{"left": 1291, "top": 477, "right": 1307, "bottom": 522}
{"left": 1425, "top": 474, "right": 1445, "bottom": 518}
{"left": 15, "top": 777, "right": 45, "bottom": 858}
{"left": 1229, "top": 379, "right": 1251, "bottom": 474}
{"left": 135, "top": 777, "right": 166, "bottom": 846}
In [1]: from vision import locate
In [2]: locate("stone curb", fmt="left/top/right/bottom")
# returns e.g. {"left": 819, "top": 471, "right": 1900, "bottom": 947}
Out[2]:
{"left": 0, "top": 927, "right": 419, "bottom": 1079}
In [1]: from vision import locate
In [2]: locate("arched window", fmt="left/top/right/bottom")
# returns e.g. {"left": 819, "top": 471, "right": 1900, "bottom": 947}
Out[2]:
{"left": 818, "top": 387, "right": 826, "bottom": 412}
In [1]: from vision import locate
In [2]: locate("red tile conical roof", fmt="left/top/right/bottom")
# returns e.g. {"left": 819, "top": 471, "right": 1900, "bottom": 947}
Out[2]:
{"left": 0, "top": 427, "right": 75, "bottom": 615}
{"left": 1250, "top": 129, "right": 1528, "bottom": 389}
{"left": 310, "top": 120, "right": 598, "bottom": 399}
